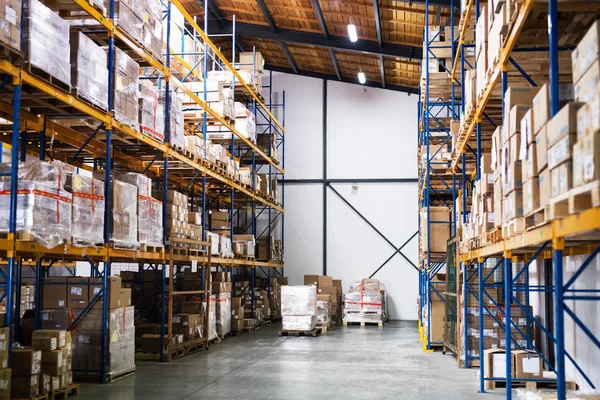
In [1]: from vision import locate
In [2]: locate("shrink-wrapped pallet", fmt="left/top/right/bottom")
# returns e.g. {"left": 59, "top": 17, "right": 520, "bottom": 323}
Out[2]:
{"left": 70, "top": 31, "right": 109, "bottom": 110}
{"left": 65, "top": 173, "right": 105, "bottom": 247}
{"left": 0, "top": 161, "right": 72, "bottom": 248}
{"left": 109, "top": 0, "right": 143, "bottom": 43}
{"left": 112, "top": 172, "right": 163, "bottom": 247}
{"left": 113, "top": 48, "right": 140, "bottom": 131}
{"left": 213, "top": 293, "right": 231, "bottom": 338}
{"left": 316, "top": 297, "right": 331, "bottom": 325}
{"left": 142, "top": 0, "right": 163, "bottom": 61}
{"left": 157, "top": 91, "right": 185, "bottom": 150}
{"left": 139, "top": 81, "right": 163, "bottom": 143}
{"left": 282, "top": 315, "right": 316, "bottom": 331}
{"left": 23, "top": 0, "right": 71, "bottom": 86}
{"left": 343, "top": 279, "right": 387, "bottom": 324}
{"left": 281, "top": 285, "right": 317, "bottom": 316}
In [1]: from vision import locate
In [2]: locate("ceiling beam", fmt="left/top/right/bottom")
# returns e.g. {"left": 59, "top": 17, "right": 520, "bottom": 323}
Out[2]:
{"left": 279, "top": 41, "right": 298, "bottom": 73}
{"left": 329, "top": 48, "right": 341, "bottom": 80}
{"left": 255, "top": 0, "right": 277, "bottom": 31}
{"left": 310, "top": 0, "right": 329, "bottom": 39}
{"left": 208, "top": 21, "right": 422, "bottom": 59}
{"left": 379, "top": 55, "right": 385, "bottom": 88}
{"left": 265, "top": 64, "right": 416, "bottom": 94}
{"left": 373, "top": 0, "right": 382, "bottom": 48}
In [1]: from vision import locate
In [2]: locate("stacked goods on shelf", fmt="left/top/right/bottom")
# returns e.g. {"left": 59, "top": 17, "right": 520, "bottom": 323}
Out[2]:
{"left": 170, "top": 313, "right": 203, "bottom": 344}
{"left": 206, "top": 231, "right": 220, "bottom": 256}
{"left": 163, "top": 3, "right": 185, "bottom": 60}
{"left": 256, "top": 235, "right": 284, "bottom": 262}
{"left": 269, "top": 277, "right": 287, "bottom": 320}
{"left": 233, "top": 102, "right": 257, "bottom": 143}
{"left": 139, "top": 81, "right": 164, "bottom": 143}
{"left": 210, "top": 209, "right": 229, "bottom": 234}
{"left": 419, "top": 207, "right": 450, "bottom": 255}
{"left": 11, "top": 346, "right": 41, "bottom": 398}
{"left": 70, "top": 31, "right": 109, "bottom": 110}
{"left": 183, "top": 135, "right": 207, "bottom": 160}
{"left": 64, "top": 172, "right": 105, "bottom": 247}
{"left": 232, "top": 235, "right": 255, "bottom": 258}
{"left": 31, "top": 330, "right": 72, "bottom": 392}
{"left": 420, "top": 143, "right": 452, "bottom": 172}
{"left": 233, "top": 277, "right": 285, "bottom": 326}
{"left": 0, "top": 328, "right": 8, "bottom": 400}
{"left": 160, "top": 90, "right": 186, "bottom": 151}
{"left": 343, "top": 279, "right": 386, "bottom": 326}
{"left": 422, "top": 274, "right": 445, "bottom": 344}
{"left": 38, "top": 276, "right": 135, "bottom": 380}
{"left": 231, "top": 297, "right": 244, "bottom": 333}
{"left": 112, "top": 172, "right": 163, "bottom": 249}
{"left": 0, "top": 160, "right": 72, "bottom": 248}
{"left": 281, "top": 285, "right": 317, "bottom": 331}
{"left": 0, "top": 0, "right": 21, "bottom": 51}
{"left": 142, "top": 0, "right": 163, "bottom": 61}
{"left": 113, "top": 47, "right": 140, "bottom": 130}
{"left": 239, "top": 167, "right": 253, "bottom": 186}
{"left": 211, "top": 272, "right": 231, "bottom": 338}
{"left": 93, "top": 171, "right": 139, "bottom": 249}
{"left": 20, "top": 285, "right": 35, "bottom": 317}
{"left": 238, "top": 51, "right": 264, "bottom": 91}
{"left": 571, "top": 22, "right": 600, "bottom": 210}
{"left": 111, "top": 0, "right": 144, "bottom": 44}
{"left": 483, "top": 348, "right": 543, "bottom": 384}
{"left": 156, "top": 189, "right": 189, "bottom": 253}
{"left": 257, "top": 132, "right": 279, "bottom": 164}
{"left": 23, "top": 0, "right": 71, "bottom": 86}
{"left": 304, "top": 275, "right": 343, "bottom": 322}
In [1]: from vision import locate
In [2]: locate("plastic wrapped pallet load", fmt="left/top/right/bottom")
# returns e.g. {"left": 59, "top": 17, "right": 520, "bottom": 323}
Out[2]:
{"left": 64, "top": 173, "right": 105, "bottom": 247}
{"left": 213, "top": 293, "right": 231, "bottom": 338}
{"left": 343, "top": 279, "right": 387, "bottom": 325}
{"left": 0, "top": 160, "right": 72, "bottom": 248}
{"left": 70, "top": 31, "right": 109, "bottom": 110}
{"left": 281, "top": 285, "right": 317, "bottom": 331}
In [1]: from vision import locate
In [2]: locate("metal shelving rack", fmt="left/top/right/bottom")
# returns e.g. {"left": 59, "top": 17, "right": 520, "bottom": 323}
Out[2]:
{"left": 0, "top": 0, "right": 285, "bottom": 382}
{"left": 446, "top": 0, "right": 600, "bottom": 399}
{"left": 418, "top": 0, "right": 461, "bottom": 354}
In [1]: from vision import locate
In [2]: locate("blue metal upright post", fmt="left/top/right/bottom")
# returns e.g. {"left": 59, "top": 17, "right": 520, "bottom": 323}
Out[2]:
{"left": 548, "top": 0, "right": 559, "bottom": 117}
{"left": 478, "top": 258, "right": 485, "bottom": 393}
{"left": 504, "top": 252, "right": 512, "bottom": 400}
{"left": 553, "top": 239, "right": 565, "bottom": 400}
{"left": 463, "top": 261, "right": 468, "bottom": 368}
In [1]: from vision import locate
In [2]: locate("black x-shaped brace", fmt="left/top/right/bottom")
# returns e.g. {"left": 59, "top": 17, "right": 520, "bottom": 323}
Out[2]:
{"left": 327, "top": 183, "right": 419, "bottom": 278}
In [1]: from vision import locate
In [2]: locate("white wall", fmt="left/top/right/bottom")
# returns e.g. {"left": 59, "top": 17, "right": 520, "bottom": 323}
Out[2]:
{"left": 269, "top": 71, "right": 419, "bottom": 320}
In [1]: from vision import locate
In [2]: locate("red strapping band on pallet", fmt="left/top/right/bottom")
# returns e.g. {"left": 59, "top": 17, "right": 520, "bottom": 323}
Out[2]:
{"left": 346, "top": 301, "right": 382, "bottom": 306}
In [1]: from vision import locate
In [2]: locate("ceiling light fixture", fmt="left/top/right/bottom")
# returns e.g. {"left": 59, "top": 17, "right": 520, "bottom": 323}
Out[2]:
{"left": 347, "top": 24, "right": 358, "bottom": 43}
{"left": 358, "top": 71, "right": 366, "bottom": 84}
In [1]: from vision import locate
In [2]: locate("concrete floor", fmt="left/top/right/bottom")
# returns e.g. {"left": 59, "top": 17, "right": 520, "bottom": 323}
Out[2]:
{"left": 81, "top": 321, "right": 507, "bottom": 400}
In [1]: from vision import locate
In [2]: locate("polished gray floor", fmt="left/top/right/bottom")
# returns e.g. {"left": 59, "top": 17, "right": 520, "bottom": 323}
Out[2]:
{"left": 81, "top": 321, "right": 506, "bottom": 399}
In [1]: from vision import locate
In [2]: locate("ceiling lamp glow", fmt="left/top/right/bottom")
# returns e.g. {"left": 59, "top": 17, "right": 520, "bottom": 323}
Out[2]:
{"left": 358, "top": 71, "right": 366, "bottom": 84}
{"left": 347, "top": 24, "right": 358, "bottom": 42}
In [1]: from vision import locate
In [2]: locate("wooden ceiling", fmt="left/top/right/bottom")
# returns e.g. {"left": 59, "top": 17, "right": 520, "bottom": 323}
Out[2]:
{"left": 182, "top": 0, "right": 452, "bottom": 92}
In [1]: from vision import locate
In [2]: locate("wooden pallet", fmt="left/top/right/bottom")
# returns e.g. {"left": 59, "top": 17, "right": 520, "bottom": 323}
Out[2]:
{"left": 502, "top": 217, "right": 525, "bottom": 238}
{"left": 25, "top": 63, "right": 71, "bottom": 93}
{"left": 525, "top": 206, "right": 550, "bottom": 230}
{"left": 278, "top": 328, "right": 322, "bottom": 337}
{"left": 140, "top": 243, "right": 165, "bottom": 253}
{"left": 343, "top": 320, "right": 384, "bottom": 327}
{"left": 243, "top": 326, "right": 255, "bottom": 333}
{"left": 317, "top": 320, "right": 334, "bottom": 333}
{"left": 568, "top": 180, "right": 600, "bottom": 215}
{"left": 48, "top": 384, "right": 80, "bottom": 400}
{"left": 485, "top": 379, "right": 576, "bottom": 391}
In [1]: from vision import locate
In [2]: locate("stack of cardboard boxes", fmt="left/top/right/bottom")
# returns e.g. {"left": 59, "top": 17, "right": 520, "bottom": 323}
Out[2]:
{"left": 160, "top": 189, "right": 190, "bottom": 251}
{"left": 419, "top": 207, "right": 451, "bottom": 255}
{"left": 256, "top": 235, "right": 283, "bottom": 262}
{"left": 269, "top": 277, "right": 287, "bottom": 320}
{"left": 11, "top": 347, "right": 41, "bottom": 398}
{"left": 31, "top": 329, "right": 72, "bottom": 394}
{"left": 231, "top": 297, "right": 244, "bottom": 333}
{"left": 0, "top": 0, "right": 21, "bottom": 52}
{"left": 484, "top": 348, "right": 543, "bottom": 387}
{"left": 303, "top": 275, "right": 342, "bottom": 322}
{"left": 211, "top": 272, "right": 231, "bottom": 338}
{"left": 232, "top": 235, "right": 255, "bottom": 258}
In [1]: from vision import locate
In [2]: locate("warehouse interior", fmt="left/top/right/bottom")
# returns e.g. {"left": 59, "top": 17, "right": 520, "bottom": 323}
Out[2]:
{"left": 0, "top": 0, "right": 598, "bottom": 399}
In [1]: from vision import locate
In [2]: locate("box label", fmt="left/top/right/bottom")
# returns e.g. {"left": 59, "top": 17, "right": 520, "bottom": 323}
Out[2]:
{"left": 71, "top": 287, "right": 82, "bottom": 295}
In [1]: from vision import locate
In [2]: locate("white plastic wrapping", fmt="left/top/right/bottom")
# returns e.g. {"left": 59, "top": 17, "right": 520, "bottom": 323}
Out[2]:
{"left": 65, "top": 173, "right": 105, "bottom": 247}
{"left": 316, "top": 299, "right": 331, "bottom": 325}
{"left": 139, "top": 81, "right": 164, "bottom": 143}
{"left": 0, "top": 161, "right": 72, "bottom": 248}
{"left": 114, "top": 48, "right": 140, "bottom": 131}
{"left": 24, "top": 0, "right": 71, "bottom": 86}
{"left": 207, "top": 297, "right": 217, "bottom": 341}
{"left": 281, "top": 286, "right": 317, "bottom": 316}
{"left": 343, "top": 279, "right": 387, "bottom": 323}
{"left": 110, "top": 0, "right": 143, "bottom": 43}
{"left": 213, "top": 293, "right": 231, "bottom": 338}
{"left": 206, "top": 231, "right": 219, "bottom": 255}
{"left": 142, "top": 0, "right": 163, "bottom": 61}
{"left": 70, "top": 31, "right": 108, "bottom": 110}
{"left": 282, "top": 315, "right": 316, "bottom": 331}
{"left": 219, "top": 235, "right": 233, "bottom": 257}
{"left": 112, "top": 172, "right": 163, "bottom": 247}
{"left": 158, "top": 91, "right": 185, "bottom": 150}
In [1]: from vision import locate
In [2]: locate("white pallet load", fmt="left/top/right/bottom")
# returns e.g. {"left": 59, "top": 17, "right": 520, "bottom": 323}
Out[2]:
{"left": 281, "top": 285, "right": 317, "bottom": 331}
{"left": 343, "top": 279, "right": 387, "bottom": 324}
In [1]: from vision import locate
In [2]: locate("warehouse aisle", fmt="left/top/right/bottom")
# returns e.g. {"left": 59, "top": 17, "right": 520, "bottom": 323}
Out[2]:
{"left": 81, "top": 321, "right": 504, "bottom": 400}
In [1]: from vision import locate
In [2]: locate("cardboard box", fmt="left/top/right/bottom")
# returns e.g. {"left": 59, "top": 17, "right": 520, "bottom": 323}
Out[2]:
{"left": 32, "top": 337, "right": 57, "bottom": 352}
{"left": 504, "top": 88, "right": 538, "bottom": 137}
{"left": 33, "top": 330, "right": 65, "bottom": 349}
{"left": 523, "top": 178, "right": 540, "bottom": 215}
{"left": 0, "top": 368, "right": 9, "bottom": 400}
{"left": 42, "top": 277, "right": 67, "bottom": 309}
{"left": 514, "top": 350, "right": 543, "bottom": 379}
{"left": 11, "top": 374, "right": 38, "bottom": 399}
{"left": 572, "top": 20, "right": 600, "bottom": 85}
{"left": 524, "top": 143, "right": 538, "bottom": 181}
{"left": 40, "top": 310, "right": 69, "bottom": 330}
{"left": 120, "top": 288, "right": 132, "bottom": 307}
{"left": 40, "top": 350, "right": 63, "bottom": 376}
{"left": 509, "top": 105, "right": 531, "bottom": 139}
{"left": 547, "top": 132, "right": 576, "bottom": 170}
{"left": 575, "top": 60, "right": 600, "bottom": 104}
{"left": 539, "top": 169, "right": 551, "bottom": 208}
{"left": 551, "top": 161, "right": 573, "bottom": 198}
{"left": 232, "top": 319, "right": 243, "bottom": 332}
{"left": 231, "top": 298, "right": 242, "bottom": 308}
{"left": 140, "top": 334, "right": 168, "bottom": 353}
{"left": 532, "top": 84, "right": 549, "bottom": 135}
{"left": 67, "top": 277, "right": 88, "bottom": 308}
{"left": 503, "top": 190, "right": 523, "bottom": 221}
{"left": 484, "top": 348, "right": 514, "bottom": 378}
{"left": 317, "top": 276, "right": 333, "bottom": 288}
{"left": 573, "top": 131, "right": 600, "bottom": 186}
{"left": 12, "top": 348, "right": 41, "bottom": 376}
{"left": 332, "top": 279, "right": 342, "bottom": 288}
{"left": 546, "top": 102, "right": 585, "bottom": 147}
{"left": 510, "top": 133, "right": 521, "bottom": 164}
{"left": 303, "top": 275, "right": 319, "bottom": 286}
{"left": 535, "top": 126, "right": 548, "bottom": 172}
{"left": 39, "top": 373, "right": 49, "bottom": 395}
{"left": 89, "top": 276, "right": 122, "bottom": 309}
{"left": 503, "top": 161, "right": 522, "bottom": 194}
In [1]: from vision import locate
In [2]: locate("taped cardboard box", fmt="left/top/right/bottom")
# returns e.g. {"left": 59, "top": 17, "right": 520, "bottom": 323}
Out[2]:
{"left": 573, "top": 131, "right": 600, "bottom": 187}
{"left": 0, "top": 0, "right": 21, "bottom": 51}
{"left": 551, "top": 161, "right": 573, "bottom": 198}
{"left": 571, "top": 20, "right": 600, "bottom": 85}
{"left": 546, "top": 102, "right": 585, "bottom": 148}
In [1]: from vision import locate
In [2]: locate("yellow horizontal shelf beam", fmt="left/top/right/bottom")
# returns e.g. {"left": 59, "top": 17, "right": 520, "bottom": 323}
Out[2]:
{"left": 450, "top": 0, "right": 534, "bottom": 172}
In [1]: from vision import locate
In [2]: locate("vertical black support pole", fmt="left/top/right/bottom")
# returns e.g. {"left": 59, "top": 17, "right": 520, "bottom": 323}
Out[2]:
{"left": 322, "top": 79, "right": 327, "bottom": 276}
